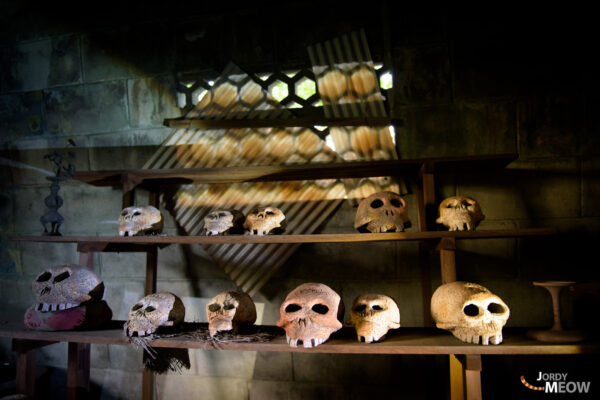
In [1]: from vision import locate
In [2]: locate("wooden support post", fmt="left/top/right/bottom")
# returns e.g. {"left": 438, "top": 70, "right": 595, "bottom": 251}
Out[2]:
{"left": 456, "top": 355, "right": 482, "bottom": 400}
{"left": 145, "top": 246, "right": 158, "bottom": 295}
{"left": 66, "top": 342, "right": 90, "bottom": 400}
{"left": 438, "top": 237, "right": 457, "bottom": 284}
{"left": 142, "top": 369, "right": 155, "bottom": 400}
{"left": 143, "top": 188, "right": 158, "bottom": 400}
{"left": 12, "top": 339, "right": 54, "bottom": 397}
{"left": 78, "top": 251, "right": 94, "bottom": 270}
{"left": 418, "top": 162, "right": 436, "bottom": 231}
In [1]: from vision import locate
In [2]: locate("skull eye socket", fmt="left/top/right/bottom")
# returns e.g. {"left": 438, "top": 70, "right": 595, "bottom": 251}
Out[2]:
{"left": 223, "top": 304, "right": 235, "bottom": 310}
{"left": 121, "top": 210, "right": 128, "bottom": 216}
{"left": 370, "top": 199, "right": 384, "bottom": 209}
{"left": 463, "top": 304, "right": 480, "bottom": 317}
{"left": 390, "top": 198, "right": 402, "bottom": 208}
{"left": 36, "top": 271, "right": 52, "bottom": 282}
{"left": 354, "top": 304, "right": 367, "bottom": 312}
{"left": 311, "top": 304, "right": 329, "bottom": 314}
{"left": 133, "top": 211, "right": 141, "bottom": 216}
{"left": 285, "top": 303, "right": 302, "bottom": 313}
{"left": 208, "top": 304, "right": 221, "bottom": 312}
{"left": 52, "top": 271, "right": 71, "bottom": 283}
{"left": 372, "top": 304, "right": 383, "bottom": 311}
{"left": 266, "top": 211, "right": 275, "bottom": 216}
{"left": 132, "top": 303, "right": 143, "bottom": 311}
{"left": 145, "top": 306, "right": 156, "bottom": 312}
{"left": 461, "top": 200, "right": 470, "bottom": 207}
{"left": 488, "top": 303, "right": 506, "bottom": 314}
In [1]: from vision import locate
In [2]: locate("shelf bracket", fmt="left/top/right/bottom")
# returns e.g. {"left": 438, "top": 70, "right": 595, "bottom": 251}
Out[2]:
{"left": 456, "top": 354, "right": 483, "bottom": 400}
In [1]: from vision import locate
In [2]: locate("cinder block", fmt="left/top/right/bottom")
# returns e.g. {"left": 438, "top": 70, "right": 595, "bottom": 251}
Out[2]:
{"left": 128, "top": 76, "right": 180, "bottom": 128}
{"left": 20, "top": 241, "right": 79, "bottom": 276}
{"left": 0, "top": 91, "right": 45, "bottom": 141}
{"left": 249, "top": 380, "right": 290, "bottom": 400}
{"left": 81, "top": 25, "right": 173, "bottom": 82}
{"left": 102, "top": 279, "right": 145, "bottom": 320}
{"left": 47, "top": 35, "right": 81, "bottom": 87}
{"left": 392, "top": 45, "right": 451, "bottom": 106}
{"left": 108, "top": 344, "right": 144, "bottom": 372}
{"left": 192, "top": 350, "right": 258, "bottom": 379}
{"left": 154, "top": 375, "right": 248, "bottom": 400}
{"left": 90, "top": 367, "right": 142, "bottom": 400}
{"left": 44, "top": 81, "right": 128, "bottom": 135}
{"left": 518, "top": 97, "right": 584, "bottom": 157}
{"left": 582, "top": 157, "right": 600, "bottom": 217}
{"left": 396, "top": 102, "right": 516, "bottom": 159}
{"left": 99, "top": 252, "right": 146, "bottom": 279}
{"left": 252, "top": 352, "right": 293, "bottom": 381}
{"left": 0, "top": 40, "right": 51, "bottom": 91}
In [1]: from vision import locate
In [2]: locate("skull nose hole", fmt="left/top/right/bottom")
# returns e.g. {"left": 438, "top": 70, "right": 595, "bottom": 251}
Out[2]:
{"left": 41, "top": 287, "right": 51, "bottom": 295}
{"left": 354, "top": 304, "right": 367, "bottom": 313}
{"left": 488, "top": 303, "right": 506, "bottom": 314}
{"left": 208, "top": 304, "right": 221, "bottom": 312}
{"left": 145, "top": 306, "right": 156, "bottom": 312}
{"left": 52, "top": 271, "right": 71, "bottom": 283}
{"left": 372, "top": 305, "right": 383, "bottom": 310}
{"left": 370, "top": 199, "right": 383, "bottom": 209}
{"left": 36, "top": 272, "right": 52, "bottom": 282}
{"left": 285, "top": 304, "right": 302, "bottom": 313}
{"left": 312, "top": 304, "right": 329, "bottom": 314}
{"left": 463, "top": 304, "right": 480, "bottom": 317}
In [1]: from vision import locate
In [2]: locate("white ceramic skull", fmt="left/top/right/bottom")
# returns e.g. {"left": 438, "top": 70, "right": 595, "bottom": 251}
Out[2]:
{"left": 354, "top": 191, "right": 410, "bottom": 233}
{"left": 206, "top": 291, "right": 257, "bottom": 337}
{"left": 243, "top": 206, "right": 286, "bottom": 235}
{"left": 203, "top": 210, "right": 245, "bottom": 236}
{"left": 277, "top": 283, "right": 344, "bottom": 348}
{"left": 118, "top": 205, "right": 163, "bottom": 236}
{"left": 347, "top": 294, "right": 401, "bottom": 343}
{"left": 431, "top": 281, "right": 510, "bottom": 345}
{"left": 436, "top": 196, "right": 485, "bottom": 231}
{"left": 125, "top": 292, "right": 185, "bottom": 337}
{"left": 32, "top": 264, "right": 104, "bottom": 312}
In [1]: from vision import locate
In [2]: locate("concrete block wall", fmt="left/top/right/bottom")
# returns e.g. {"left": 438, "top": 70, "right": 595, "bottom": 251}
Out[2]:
{"left": 1, "top": 3, "right": 599, "bottom": 399}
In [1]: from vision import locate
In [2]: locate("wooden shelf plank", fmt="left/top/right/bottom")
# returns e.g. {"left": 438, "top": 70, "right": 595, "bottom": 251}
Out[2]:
{"left": 72, "top": 154, "right": 517, "bottom": 188}
{"left": 8, "top": 228, "right": 556, "bottom": 246}
{"left": 0, "top": 323, "right": 596, "bottom": 355}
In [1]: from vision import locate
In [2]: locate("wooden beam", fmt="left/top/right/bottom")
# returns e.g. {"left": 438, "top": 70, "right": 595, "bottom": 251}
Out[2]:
{"left": 66, "top": 342, "right": 90, "bottom": 400}
{"left": 438, "top": 237, "right": 457, "bottom": 284}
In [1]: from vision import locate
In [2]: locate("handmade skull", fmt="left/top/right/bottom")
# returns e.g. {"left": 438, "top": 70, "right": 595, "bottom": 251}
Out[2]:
{"left": 436, "top": 196, "right": 485, "bottom": 231}
{"left": 347, "top": 294, "right": 401, "bottom": 343}
{"left": 277, "top": 283, "right": 344, "bottom": 348}
{"left": 244, "top": 206, "right": 286, "bottom": 235}
{"left": 203, "top": 210, "right": 245, "bottom": 236}
{"left": 354, "top": 191, "right": 410, "bottom": 233}
{"left": 206, "top": 291, "right": 257, "bottom": 337}
{"left": 125, "top": 292, "right": 185, "bottom": 337}
{"left": 118, "top": 205, "right": 163, "bottom": 236}
{"left": 431, "top": 282, "right": 510, "bottom": 345}
{"left": 32, "top": 264, "right": 104, "bottom": 312}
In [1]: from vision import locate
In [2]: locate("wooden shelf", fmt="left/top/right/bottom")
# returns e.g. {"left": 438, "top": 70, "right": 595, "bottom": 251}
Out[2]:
{"left": 9, "top": 228, "right": 556, "bottom": 247}
{"left": 1, "top": 323, "right": 597, "bottom": 355}
{"left": 72, "top": 154, "right": 517, "bottom": 190}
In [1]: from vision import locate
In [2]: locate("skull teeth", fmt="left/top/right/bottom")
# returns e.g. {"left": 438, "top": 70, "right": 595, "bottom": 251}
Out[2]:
{"left": 285, "top": 336, "right": 325, "bottom": 348}
{"left": 453, "top": 331, "right": 503, "bottom": 345}
{"left": 37, "top": 303, "right": 79, "bottom": 312}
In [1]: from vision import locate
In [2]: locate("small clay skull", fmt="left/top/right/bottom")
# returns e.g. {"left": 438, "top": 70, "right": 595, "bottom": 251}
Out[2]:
{"left": 203, "top": 210, "right": 245, "bottom": 236}
{"left": 32, "top": 264, "right": 104, "bottom": 312}
{"left": 244, "top": 206, "right": 286, "bottom": 235}
{"left": 206, "top": 291, "right": 257, "bottom": 337}
{"left": 277, "top": 283, "right": 344, "bottom": 348}
{"left": 347, "top": 294, "right": 400, "bottom": 343}
{"left": 354, "top": 191, "right": 410, "bottom": 233}
{"left": 436, "top": 196, "right": 485, "bottom": 231}
{"left": 118, "top": 205, "right": 163, "bottom": 236}
{"left": 431, "top": 281, "right": 510, "bottom": 345}
{"left": 125, "top": 292, "right": 185, "bottom": 337}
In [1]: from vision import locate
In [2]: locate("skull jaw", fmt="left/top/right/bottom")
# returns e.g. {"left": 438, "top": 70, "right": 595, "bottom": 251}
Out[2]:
{"left": 353, "top": 320, "right": 400, "bottom": 343}
{"left": 447, "top": 326, "right": 504, "bottom": 345}
{"left": 208, "top": 317, "right": 236, "bottom": 337}
{"left": 279, "top": 320, "right": 341, "bottom": 348}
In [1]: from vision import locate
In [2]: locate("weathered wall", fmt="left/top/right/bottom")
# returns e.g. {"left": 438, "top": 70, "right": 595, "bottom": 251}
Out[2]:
{"left": 1, "top": 2, "right": 599, "bottom": 399}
